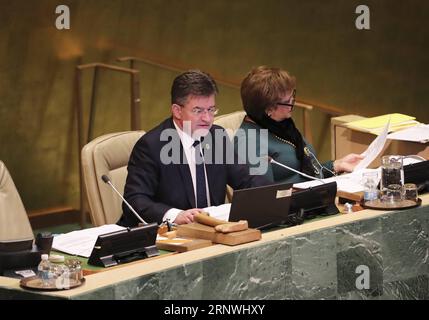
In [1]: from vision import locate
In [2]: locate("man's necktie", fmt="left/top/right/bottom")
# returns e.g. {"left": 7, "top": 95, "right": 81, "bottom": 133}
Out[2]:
{"left": 193, "top": 140, "right": 208, "bottom": 208}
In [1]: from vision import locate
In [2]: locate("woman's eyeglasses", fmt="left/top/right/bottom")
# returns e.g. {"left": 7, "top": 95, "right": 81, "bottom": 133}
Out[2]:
{"left": 276, "top": 89, "right": 296, "bottom": 108}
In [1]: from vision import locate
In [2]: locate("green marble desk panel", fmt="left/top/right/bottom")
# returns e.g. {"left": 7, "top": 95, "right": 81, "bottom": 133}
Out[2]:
{"left": 1, "top": 194, "right": 428, "bottom": 300}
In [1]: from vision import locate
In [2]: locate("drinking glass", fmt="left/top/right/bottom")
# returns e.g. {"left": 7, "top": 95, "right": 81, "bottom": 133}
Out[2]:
{"left": 403, "top": 183, "right": 418, "bottom": 202}
{"left": 384, "top": 184, "right": 403, "bottom": 203}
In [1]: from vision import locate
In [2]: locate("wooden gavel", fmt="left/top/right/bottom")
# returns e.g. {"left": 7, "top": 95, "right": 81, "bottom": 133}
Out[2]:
{"left": 194, "top": 212, "right": 248, "bottom": 233}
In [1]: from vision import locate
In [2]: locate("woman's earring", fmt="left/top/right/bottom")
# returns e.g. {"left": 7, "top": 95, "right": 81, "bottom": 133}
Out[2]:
{"left": 267, "top": 112, "right": 272, "bottom": 118}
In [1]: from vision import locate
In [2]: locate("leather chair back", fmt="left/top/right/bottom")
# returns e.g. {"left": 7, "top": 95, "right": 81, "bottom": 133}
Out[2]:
{"left": 81, "top": 131, "right": 145, "bottom": 226}
{"left": 214, "top": 111, "right": 246, "bottom": 140}
{"left": 214, "top": 111, "right": 246, "bottom": 203}
{"left": 0, "top": 161, "right": 34, "bottom": 241}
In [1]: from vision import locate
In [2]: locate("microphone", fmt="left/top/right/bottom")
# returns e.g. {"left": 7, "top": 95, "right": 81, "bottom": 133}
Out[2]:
{"left": 101, "top": 175, "right": 148, "bottom": 225}
{"left": 269, "top": 158, "right": 325, "bottom": 183}
{"left": 304, "top": 147, "right": 336, "bottom": 177}
{"left": 304, "top": 147, "right": 321, "bottom": 175}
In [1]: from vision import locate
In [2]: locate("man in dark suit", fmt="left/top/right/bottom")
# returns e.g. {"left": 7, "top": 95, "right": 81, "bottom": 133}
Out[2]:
{"left": 118, "top": 70, "right": 269, "bottom": 227}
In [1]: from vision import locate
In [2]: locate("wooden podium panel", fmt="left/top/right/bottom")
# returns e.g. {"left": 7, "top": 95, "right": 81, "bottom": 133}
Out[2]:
{"left": 331, "top": 115, "right": 429, "bottom": 168}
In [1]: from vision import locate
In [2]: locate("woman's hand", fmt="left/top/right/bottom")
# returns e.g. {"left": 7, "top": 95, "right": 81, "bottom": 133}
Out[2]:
{"left": 333, "top": 153, "right": 364, "bottom": 173}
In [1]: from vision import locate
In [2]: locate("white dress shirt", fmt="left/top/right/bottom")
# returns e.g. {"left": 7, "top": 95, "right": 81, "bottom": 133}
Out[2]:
{"left": 162, "top": 121, "right": 211, "bottom": 223}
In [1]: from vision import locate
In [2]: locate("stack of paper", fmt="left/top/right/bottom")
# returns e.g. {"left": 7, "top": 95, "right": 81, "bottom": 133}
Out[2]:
{"left": 52, "top": 224, "right": 126, "bottom": 258}
{"left": 293, "top": 168, "right": 381, "bottom": 193}
{"left": 346, "top": 113, "right": 419, "bottom": 135}
{"left": 387, "top": 124, "right": 429, "bottom": 144}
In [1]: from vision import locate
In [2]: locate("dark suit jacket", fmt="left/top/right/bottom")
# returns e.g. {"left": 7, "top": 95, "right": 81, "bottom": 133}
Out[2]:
{"left": 118, "top": 117, "right": 270, "bottom": 226}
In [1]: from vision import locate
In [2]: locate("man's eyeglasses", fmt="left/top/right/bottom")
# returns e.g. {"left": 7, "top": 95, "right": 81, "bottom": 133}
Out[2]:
{"left": 182, "top": 106, "right": 219, "bottom": 116}
{"left": 276, "top": 89, "right": 296, "bottom": 108}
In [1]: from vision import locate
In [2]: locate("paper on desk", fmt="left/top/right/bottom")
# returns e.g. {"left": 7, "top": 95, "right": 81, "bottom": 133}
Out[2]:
{"left": 353, "top": 120, "right": 390, "bottom": 172}
{"left": 335, "top": 168, "right": 381, "bottom": 192}
{"left": 403, "top": 156, "right": 425, "bottom": 166}
{"left": 294, "top": 168, "right": 381, "bottom": 193}
{"left": 203, "top": 203, "right": 231, "bottom": 221}
{"left": 294, "top": 175, "right": 363, "bottom": 191}
{"left": 387, "top": 123, "right": 429, "bottom": 143}
{"left": 52, "top": 224, "right": 126, "bottom": 258}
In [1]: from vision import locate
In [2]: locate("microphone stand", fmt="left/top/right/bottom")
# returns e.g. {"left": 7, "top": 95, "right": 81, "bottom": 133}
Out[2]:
{"left": 270, "top": 159, "right": 325, "bottom": 183}
{"left": 101, "top": 175, "right": 148, "bottom": 225}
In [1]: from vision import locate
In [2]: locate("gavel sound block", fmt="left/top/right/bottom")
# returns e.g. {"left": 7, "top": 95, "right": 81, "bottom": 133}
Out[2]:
{"left": 156, "top": 225, "right": 212, "bottom": 252}
{"left": 176, "top": 213, "right": 261, "bottom": 246}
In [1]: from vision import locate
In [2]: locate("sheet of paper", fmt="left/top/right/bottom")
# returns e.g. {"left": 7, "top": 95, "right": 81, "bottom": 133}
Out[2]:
{"left": 353, "top": 120, "right": 390, "bottom": 171}
{"left": 387, "top": 123, "right": 429, "bottom": 143}
{"left": 294, "top": 175, "right": 367, "bottom": 192}
{"left": 335, "top": 168, "right": 381, "bottom": 192}
{"left": 203, "top": 203, "right": 231, "bottom": 221}
{"left": 402, "top": 156, "right": 425, "bottom": 166}
{"left": 52, "top": 224, "right": 126, "bottom": 258}
{"left": 294, "top": 168, "right": 381, "bottom": 193}
{"left": 15, "top": 270, "right": 37, "bottom": 278}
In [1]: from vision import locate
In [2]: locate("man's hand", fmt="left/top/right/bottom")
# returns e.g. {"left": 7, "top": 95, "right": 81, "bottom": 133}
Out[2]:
{"left": 333, "top": 153, "right": 364, "bottom": 173}
{"left": 174, "top": 208, "right": 204, "bottom": 225}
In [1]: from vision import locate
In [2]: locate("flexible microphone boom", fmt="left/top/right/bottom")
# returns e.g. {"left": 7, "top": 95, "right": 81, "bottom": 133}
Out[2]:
{"left": 101, "top": 175, "right": 148, "bottom": 225}
{"left": 269, "top": 158, "right": 325, "bottom": 183}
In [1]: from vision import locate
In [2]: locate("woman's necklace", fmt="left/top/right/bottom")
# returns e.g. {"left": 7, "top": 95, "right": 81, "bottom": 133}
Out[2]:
{"left": 272, "top": 134, "right": 296, "bottom": 149}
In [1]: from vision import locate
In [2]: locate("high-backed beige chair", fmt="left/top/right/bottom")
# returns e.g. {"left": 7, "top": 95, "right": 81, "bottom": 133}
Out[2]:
{"left": 214, "top": 111, "right": 246, "bottom": 203}
{"left": 0, "top": 161, "right": 34, "bottom": 241}
{"left": 214, "top": 111, "right": 246, "bottom": 140}
{"left": 81, "top": 131, "right": 145, "bottom": 226}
